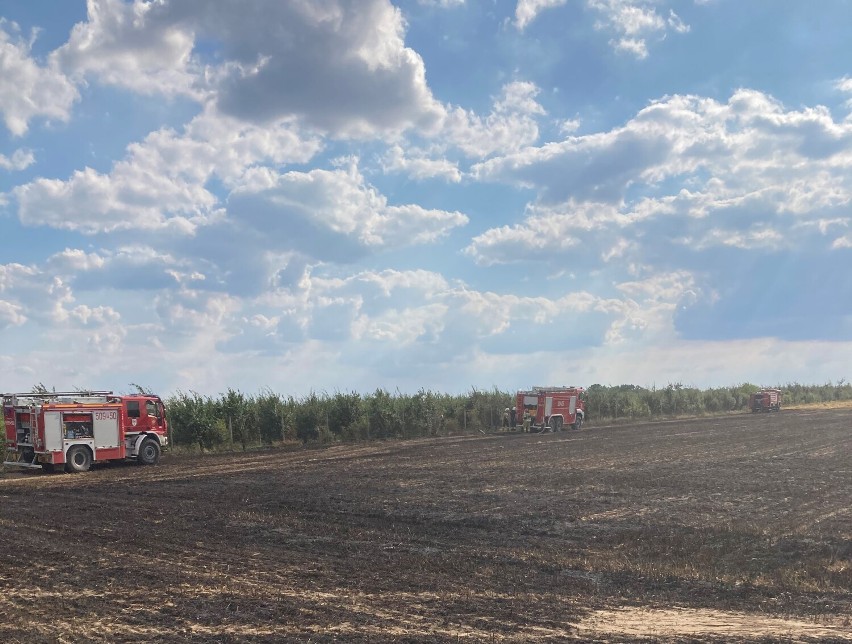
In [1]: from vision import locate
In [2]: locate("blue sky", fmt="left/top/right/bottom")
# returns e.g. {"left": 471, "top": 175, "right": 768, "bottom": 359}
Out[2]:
{"left": 2, "top": 0, "right": 852, "bottom": 397}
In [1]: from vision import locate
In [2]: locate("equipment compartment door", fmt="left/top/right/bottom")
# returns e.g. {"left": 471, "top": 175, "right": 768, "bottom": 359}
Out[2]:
{"left": 93, "top": 410, "right": 120, "bottom": 449}
{"left": 569, "top": 396, "right": 577, "bottom": 415}
{"left": 43, "top": 412, "right": 63, "bottom": 451}
{"left": 544, "top": 397, "right": 553, "bottom": 417}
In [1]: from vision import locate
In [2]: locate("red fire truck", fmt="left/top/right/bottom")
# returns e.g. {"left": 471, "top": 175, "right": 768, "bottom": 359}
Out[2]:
{"left": 749, "top": 389, "right": 782, "bottom": 413}
{"left": 516, "top": 386, "right": 586, "bottom": 432}
{"left": 3, "top": 390, "right": 168, "bottom": 473}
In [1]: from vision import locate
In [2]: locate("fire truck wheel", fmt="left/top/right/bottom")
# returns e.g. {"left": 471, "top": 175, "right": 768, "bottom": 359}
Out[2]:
{"left": 573, "top": 416, "right": 583, "bottom": 431}
{"left": 65, "top": 446, "right": 92, "bottom": 473}
{"left": 138, "top": 438, "right": 161, "bottom": 466}
{"left": 550, "top": 417, "right": 563, "bottom": 432}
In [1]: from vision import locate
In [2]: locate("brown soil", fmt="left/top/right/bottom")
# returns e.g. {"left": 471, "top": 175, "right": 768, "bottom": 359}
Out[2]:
{"left": 1, "top": 409, "right": 851, "bottom": 642}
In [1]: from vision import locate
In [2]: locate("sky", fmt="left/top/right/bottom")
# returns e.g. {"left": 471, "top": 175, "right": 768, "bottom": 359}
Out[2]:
{"left": 2, "top": 0, "right": 852, "bottom": 397}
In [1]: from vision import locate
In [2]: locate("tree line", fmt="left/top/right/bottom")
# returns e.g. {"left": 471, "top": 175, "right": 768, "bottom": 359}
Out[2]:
{"left": 164, "top": 381, "right": 852, "bottom": 450}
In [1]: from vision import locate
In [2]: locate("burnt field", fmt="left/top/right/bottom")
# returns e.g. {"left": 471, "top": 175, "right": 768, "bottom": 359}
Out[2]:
{"left": 1, "top": 409, "right": 851, "bottom": 642}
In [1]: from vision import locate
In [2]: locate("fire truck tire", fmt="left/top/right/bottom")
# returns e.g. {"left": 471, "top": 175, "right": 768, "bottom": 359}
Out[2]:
{"left": 573, "top": 416, "right": 583, "bottom": 431}
{"left": 65, "top": 446, "right": 92, "bottom": 473}
{"left": 138, "top": 438, "right": 161, "bottom": 466}
{"left": 550, "top": 417, "right": 563, "bottom": 432}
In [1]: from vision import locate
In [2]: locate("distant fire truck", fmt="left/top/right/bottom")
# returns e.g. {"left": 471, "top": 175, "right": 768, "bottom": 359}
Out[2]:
{"left": 516, "top": 386, "right": 586, "bottom": 432}
{"left": 749, "top": 389, "right": 782, "bottom": 413}
{"left": 3, "top": 390, "right": 168, "bottom": 473}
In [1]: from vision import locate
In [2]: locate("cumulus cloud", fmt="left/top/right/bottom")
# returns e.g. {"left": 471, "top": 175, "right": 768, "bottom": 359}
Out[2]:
{"left": 0, "top": 300, "right": 26, "bottom": 329}
{"left": 381, "top": 80, "right": 547, "bottom": 182}
{"left": 445, "top": 81, "right": 546, "bottom": 157}
{"left": 12, "top": 107, "right": 320, "bottom": 234}
{"left": 0, "top": 260, "right": 126, "bottom": 341}
{"left": 469, "top": 89, "right": 852, "bottom": 266}
{"left": 464, "top": 200, "right": 631, "bottom": 266}
{"left": 48, "top": 0, "right": 447, "bottom": 138}
{"left": 380, "top": 144, "right": 462, "bottom": 182}
{"left": 0, "top": 19, "right": 78, "bottom": 136}
{"left": 228, "top": 158, "right": 468, "bottom": 257}
{"left": 47, "top": 249, "right": 107, "bottom": 273}
{"left": 14, "top": 166, "right": 219, "bottom": 235}
{"left": 130, "top": 0, "right": 446, "bottom": 138}
{"left": 1, "top": 252, "right": 677, "bottom": 389}
{"left": 54, "top": 0, "right": 201, "bottom": 98}
{"left": 287, "top": 265, "right": 681, "bottom": 357}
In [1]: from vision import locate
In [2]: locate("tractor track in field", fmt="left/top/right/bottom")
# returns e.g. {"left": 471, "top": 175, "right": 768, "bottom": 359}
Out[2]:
{"left": 1, "top": 409, "right": 851, "bottom": 642}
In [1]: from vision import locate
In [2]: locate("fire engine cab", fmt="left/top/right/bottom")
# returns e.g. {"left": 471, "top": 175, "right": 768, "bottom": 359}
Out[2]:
{"left": 516, "top": 386, "right": 586, "bottom": 432}
{"left": 3, "top": 390, "right": 168, "bottom": 473}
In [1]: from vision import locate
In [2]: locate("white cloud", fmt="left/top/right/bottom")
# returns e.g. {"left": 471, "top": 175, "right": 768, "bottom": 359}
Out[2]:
{"left": 0, "top": 263, "right": 38, "bottom": 292}
{"left": 613, "top": 37, "right": 648, "bottom": 59}
{"left": 54, "top": 0, "right": 201, "bottom": 98}
{"left": 380, "top": 144, "right": 462, "bottom": 182}
{"left": 515, "top": 0, "right": 568, "bottom": 31}
{"left": 589, "top": 0, "right": 690, "bottom": 59}
{"left": 602, "top": 237, "right": 632, "bottom": 262}
{"left": 463, "top": 202, "right": 593, "bottom": 266}
{"left": 381, "top": 80, "right": 547, "bottom": 182}
{"left": 0, "top": 261, "right": 127, "bottom": 343}
{"left": 514, "top": 1, "right": 690, "bottom": 59}
{"left": 47, "top": 249, "right": 107, "bottom": 272}
{"left": 353, "top": 303, "right": 448, "bottom": 344}
{"left": 68, "top": 304, "right": 121, "bottom": 327}
{"left": 0, "top": 148, "right": 35, "bottom": 171}
{"left": 0, "top": 300, "right": 26, "bottom": 329}
{"left": 14, "top": 166, "right": 219, "bottom": 235}
{"left": 681, "top": 227, "right": 786, "bottom": 251}
{"left": 469, "top": 89, "right": 852, "bottom": 264}
{"left": 160, "top": 0, "right": 444, "bottom": 138}
{"left": 301, "top": 265, "right": 677, "bottom": 351}
{"left": 48, "top": 0, "right": 448, "bottom": 138}
{"left": 12, "top": 107, "right": 321, "bottom": 234}
{"left": 0, "top": 19, "right": 78, "bottom": 136}
{"left": 597, "top": 1, "right": 666, "bottom": 36}
{"left": 229, "top": 158, "right": 468, "bottom": 253}
{"left": 831, "top": 235, "right": 852, "bottom": 249}
{"left": 154, "top": 288, "right": 241, "bottom": 338}
{"left": 835, "top": 76, "right": 852, "bottom": 110}
{"left": 445, "top": 81, "right": 545, "bottom": 157}
{"left": 666, "top": 9, "right": 690, "bottom": 34}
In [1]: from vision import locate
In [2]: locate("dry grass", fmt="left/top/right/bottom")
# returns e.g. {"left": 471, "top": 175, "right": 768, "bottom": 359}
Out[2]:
{"left": 785, "top": 399, "right": 852, "bottom": 410}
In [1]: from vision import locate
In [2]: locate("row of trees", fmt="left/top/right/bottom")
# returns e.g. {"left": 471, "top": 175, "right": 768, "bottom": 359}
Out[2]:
{"left": 166, "top": 387, "right": 510, "bottom": 450}
{"left": 164, "top": 381, "right": 852, "bottom": 450}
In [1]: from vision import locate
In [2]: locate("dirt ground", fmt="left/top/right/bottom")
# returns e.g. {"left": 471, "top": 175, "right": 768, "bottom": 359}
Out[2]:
{"left": 1, "top": 408, "right": 851, "bottom": 642}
